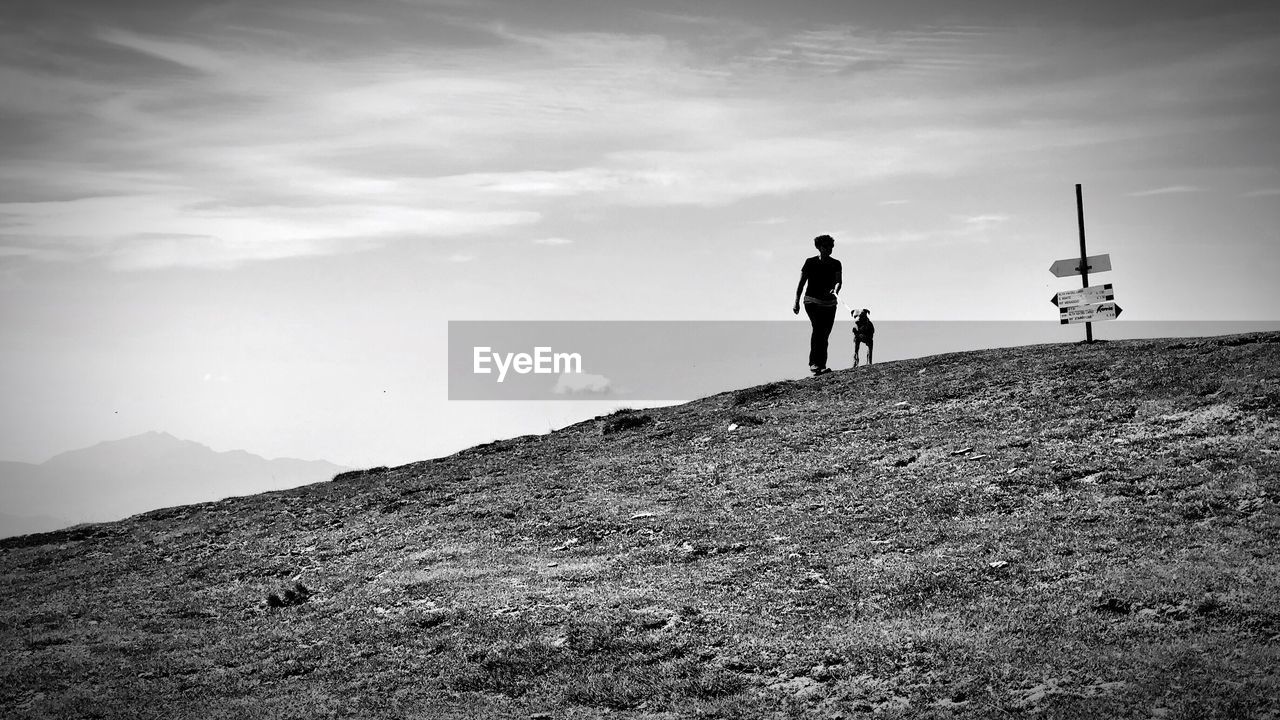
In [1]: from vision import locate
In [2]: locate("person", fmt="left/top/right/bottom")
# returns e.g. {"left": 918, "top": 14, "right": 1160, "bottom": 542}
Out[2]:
{"left": 793, "top": 234, "right": 842, "bottom": 375}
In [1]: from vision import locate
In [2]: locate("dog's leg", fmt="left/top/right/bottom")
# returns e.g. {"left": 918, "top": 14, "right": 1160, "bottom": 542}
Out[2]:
{"left": 867, "top": 341, "right": 873, "bottom": 365}
{"left": 853, "top": 338, "right": 861, "bottom": 367}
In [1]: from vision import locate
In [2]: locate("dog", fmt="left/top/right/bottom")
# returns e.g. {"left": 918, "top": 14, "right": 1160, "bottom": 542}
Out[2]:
{"left": 852, "top": 308, "right": 874, "bottom": 366}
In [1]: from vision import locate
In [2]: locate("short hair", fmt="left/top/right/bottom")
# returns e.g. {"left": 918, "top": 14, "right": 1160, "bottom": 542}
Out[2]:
{"left": 814, "top": 234, "right": 834, "bottom": 248}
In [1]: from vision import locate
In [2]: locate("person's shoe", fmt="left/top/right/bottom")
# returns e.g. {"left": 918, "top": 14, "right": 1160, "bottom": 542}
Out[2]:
{"left": 813, "top": 366, "right": 832, "bottom": 376}
{"left": 809, "top": 364, "right": 820, "bottom": 373}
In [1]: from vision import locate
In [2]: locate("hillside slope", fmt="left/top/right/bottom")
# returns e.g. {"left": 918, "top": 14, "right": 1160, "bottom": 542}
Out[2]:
{"left": 2, "top": 333, "right": 1278, "bottom": 719}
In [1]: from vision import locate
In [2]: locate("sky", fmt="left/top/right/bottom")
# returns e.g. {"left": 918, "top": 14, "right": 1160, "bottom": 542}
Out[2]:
{"left": 1, "top": 0, "right": 1278, "bottom": 467}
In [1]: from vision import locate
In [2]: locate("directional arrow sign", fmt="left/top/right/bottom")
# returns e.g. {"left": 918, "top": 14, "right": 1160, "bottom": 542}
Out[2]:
{"left": 1059, "top": 301, "right": 1123, "bottom": 324}
{"left": 1049, "top": 253, "right": 1111, "bottom": 278}
{"left": 1051, "top": 283, "right": 1115, "bottom": 308}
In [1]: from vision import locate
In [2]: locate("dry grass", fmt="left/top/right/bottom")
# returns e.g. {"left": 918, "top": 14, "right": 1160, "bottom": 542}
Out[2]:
{"left": 2, "top": 333, "right": 1279, "bottom": 718}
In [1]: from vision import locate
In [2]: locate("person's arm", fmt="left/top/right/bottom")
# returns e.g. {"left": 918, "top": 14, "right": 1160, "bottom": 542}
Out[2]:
{"left": 832, "top": 260, "right": 843, "bottom": 300}
{"left": 793, "top": 268, "right": 808, "bottom": 314}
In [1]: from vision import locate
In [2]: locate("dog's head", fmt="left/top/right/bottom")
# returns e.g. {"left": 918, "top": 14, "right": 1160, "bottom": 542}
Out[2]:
{"left": 854, "top": 308, "right": 871, "bottom": 320}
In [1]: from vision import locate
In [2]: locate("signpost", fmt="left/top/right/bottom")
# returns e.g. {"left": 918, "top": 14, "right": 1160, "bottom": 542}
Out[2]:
{"left": 1059, "top": 301, "right": 1123, "bottom": 324}
{"left": 1049, "top": 254, "right": 1112, "bottom": 278}
{"left": 1051, "top": 283, "right": 1114, "bottom": 308}
{"left": 1048, "top": 184, "right": 1120, "bottom": 343}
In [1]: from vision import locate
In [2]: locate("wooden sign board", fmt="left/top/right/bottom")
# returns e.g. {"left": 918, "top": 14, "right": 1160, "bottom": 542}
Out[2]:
{"left": 1049, "top": 254, "right": 1111, "bottom": 278}
{"left": 1051, "top": 283, "right": 1115, "bottom": 308}
{"left": 1059, "top": 301, "right": 1122, "bottom": 324}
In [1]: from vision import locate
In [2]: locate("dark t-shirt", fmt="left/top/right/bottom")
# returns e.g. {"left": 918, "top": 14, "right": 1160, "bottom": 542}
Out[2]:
{"left": 801, "top": 255, "right": 842, "bottom": 304}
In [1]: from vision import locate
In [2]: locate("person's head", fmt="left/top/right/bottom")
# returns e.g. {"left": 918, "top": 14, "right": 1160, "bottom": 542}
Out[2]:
{"left": 814, "top": 234, "right": 835, "bottom": 257}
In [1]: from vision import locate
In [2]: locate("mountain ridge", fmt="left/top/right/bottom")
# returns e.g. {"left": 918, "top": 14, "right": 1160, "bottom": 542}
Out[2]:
{"left": 0, "top": 432, "right": 350, "bottom": 538}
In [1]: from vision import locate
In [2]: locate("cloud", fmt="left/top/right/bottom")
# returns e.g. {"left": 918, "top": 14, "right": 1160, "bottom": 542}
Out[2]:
{"left": 552, "top": 372, "right": 612, "bottom": 396}
{"left": 959, "top": 214, "right": 1012, "bottom": 227}
{"left": 107, "top": 235, "right": 385, "bottom": 271}
{"left": 735, "top": 26, "right": 1006, "bottom": 78}
{"left": 846, "top": 230, "right": 934, "bottom": 245}
{"left": 445, "top": 169, "right": 622, "bottom": 197}
{"left": 840, "top": 213, "right": 1011, "bottom": 247}
{"left": 3, "top": 6, "right": 1277, "bottom": 271}
{"left": 448, "top": 254, "right": 475, "bottom": 263}
{"left": 532, "top": 237, "right": 573, "bottom": 246}
{"left": 1244, "top": 187, "right": 1280, "bottom": 197}
{"left": 1127, "top": 185, "right": 1206, "bottom": 197}
{"left": 949, "top": 214, "right": 1012, "bottom": 244}
{"left": 96, "top": 28, "right": 232, "bottom": 73}
{"left": 0, "top": 195, "right": 540, "bottom": 270}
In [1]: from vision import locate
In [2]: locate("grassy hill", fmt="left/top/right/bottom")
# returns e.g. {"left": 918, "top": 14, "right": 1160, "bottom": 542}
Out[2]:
{"left": 2, "top": 333, "right": 1278, "bottom": 719}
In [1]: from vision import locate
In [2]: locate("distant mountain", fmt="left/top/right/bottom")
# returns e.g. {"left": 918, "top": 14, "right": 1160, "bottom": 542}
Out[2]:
{"left": 0, "top": 432, "right": 349, "bottom": 538}
{"left": 0, "top": 511, "right": 73, "bottom": 537}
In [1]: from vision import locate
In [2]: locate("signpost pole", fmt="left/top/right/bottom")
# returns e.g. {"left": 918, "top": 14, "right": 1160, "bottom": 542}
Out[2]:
{"left": 1075, "top": 183, "right": 1093, "bottom": 344}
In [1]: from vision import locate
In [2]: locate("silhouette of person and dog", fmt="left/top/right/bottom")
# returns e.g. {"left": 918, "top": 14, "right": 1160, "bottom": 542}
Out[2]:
{"left": 794, "top": 234, "right": 873, "bottom": 375}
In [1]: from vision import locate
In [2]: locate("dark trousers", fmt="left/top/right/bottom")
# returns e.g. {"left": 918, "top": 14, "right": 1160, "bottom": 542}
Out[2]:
{"left": 804, "top": 302, "right": 837, "bottom": 369}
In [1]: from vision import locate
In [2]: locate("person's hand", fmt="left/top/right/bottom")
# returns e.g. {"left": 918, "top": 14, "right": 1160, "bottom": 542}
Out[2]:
{"left": 792, "top": 302, "right": 800, "bottom": 315}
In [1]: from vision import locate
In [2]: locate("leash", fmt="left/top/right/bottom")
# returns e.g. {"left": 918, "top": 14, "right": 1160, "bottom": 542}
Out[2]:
{"left": 800, "top": 292, "right": 859, "bottom": 315}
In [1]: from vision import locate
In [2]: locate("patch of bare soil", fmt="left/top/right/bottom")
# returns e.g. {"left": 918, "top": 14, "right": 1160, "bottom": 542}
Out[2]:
{"left": 2, "top": 332, "right": 1279, "bottom": 719}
